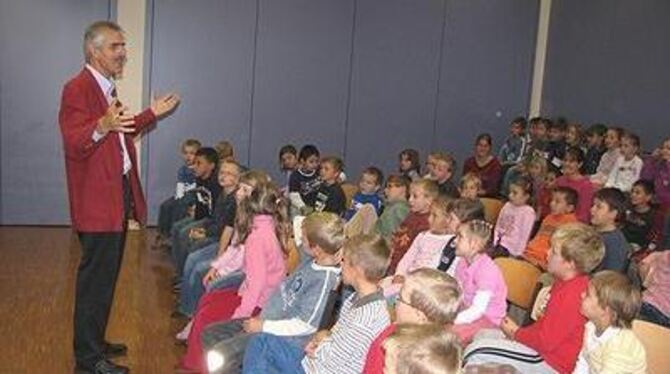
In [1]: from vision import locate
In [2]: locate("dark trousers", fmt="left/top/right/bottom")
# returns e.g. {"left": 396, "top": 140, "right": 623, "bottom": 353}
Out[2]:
{"left": 74, "top": 177, "right": 131, "bottom": 367}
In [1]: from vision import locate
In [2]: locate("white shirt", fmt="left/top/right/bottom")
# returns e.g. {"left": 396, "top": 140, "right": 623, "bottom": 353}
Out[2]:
{"left": 86, "top": 64, "right": 132, "bottom": 175}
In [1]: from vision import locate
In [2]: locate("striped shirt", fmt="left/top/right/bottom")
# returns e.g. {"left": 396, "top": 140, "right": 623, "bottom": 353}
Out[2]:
{"left": 302, "top": 290, "right": 390, "bottom": 374}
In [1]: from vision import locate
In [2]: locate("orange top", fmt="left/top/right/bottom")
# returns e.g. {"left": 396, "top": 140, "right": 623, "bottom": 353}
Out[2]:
{"left": 523, "top": 213, "right": 578, "bottom": 269}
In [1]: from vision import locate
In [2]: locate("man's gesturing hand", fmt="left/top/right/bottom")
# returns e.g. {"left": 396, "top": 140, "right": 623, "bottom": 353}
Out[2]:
{"left": 150, "top": 92, "right": 180, "bottom": 118}
{"left": 96, "top": 98, "right": 135, "bottom": 135}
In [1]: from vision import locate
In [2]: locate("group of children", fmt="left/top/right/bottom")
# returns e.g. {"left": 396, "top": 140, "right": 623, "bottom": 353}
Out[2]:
{"left": 148, "top": 116, "right": 669, "bottom": 373}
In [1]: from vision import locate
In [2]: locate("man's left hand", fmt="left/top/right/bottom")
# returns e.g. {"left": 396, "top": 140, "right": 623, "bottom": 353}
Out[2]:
{"left": 150, "top": 92, "right": 180, "bottom": 118}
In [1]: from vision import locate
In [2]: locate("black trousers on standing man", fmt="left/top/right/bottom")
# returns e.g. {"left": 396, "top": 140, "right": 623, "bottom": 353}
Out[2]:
{"left": 74, "top": 176, "right": 131, "bottom": 367}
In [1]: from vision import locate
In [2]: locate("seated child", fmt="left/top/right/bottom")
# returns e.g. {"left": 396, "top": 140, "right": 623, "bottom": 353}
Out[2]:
{"left": 452, "top": 220, "right": 507, "bottom": 344}
{"left": 582, "top": 123, "right": 607, "bottom": 175}
{"left": 523, "top": 186, "right": 579, "bottom": 269}
{"left": 605, "top": 131, "right": 643, "bottom": 192}
{"left": 387, "top": 179, "right": 439, "bottom": 274}
{"left": 383, "top": 324, "right": 462, "bottom": 374}
{"left": 278, "top": 144, "right": 298, "bottom": 194}
{"left": 492, "top": 176, "right": 536, "bottom": 257}
{"left": 241, "top": 234, "right": 391, "bottom": 374}
{"left": 498, "top": 116, "right": 528, "bottom": 167}
{"left": 156, "top": 138, "right": 200, "bottom": 247}
{"left": 638, "top": 250, "right": 670, "bottom": 328}
{"left": 398, "top": 148, "right": 421, "bottom": 181}
{"left": 172, "top": 159, "right": 241, "bottom": 283}
{"left": 314, "top": 156, "right": 347, "bottom": 216}
{"left": 459, "top": 173, "right": 482, "bottom": 200}
{"left": 288, "top": 144, "right": 321, "bottom": 216}
{"left": 423, "top": 151, "right": 438, "bottom": 179}
{"left": 364, "top": 268, "right": 462, "bottom": 373}
{"left": 591, "top": 127, "right": 623, "bottom": 186}
{"left": 590, "top": 188, "right": 632, "bottom": 273}
{"left": 432, "top": 152, "right": 459, "bottom": 198}
{"left": 375, "top": 175, "right": 411, "bottom": 243}
{"left": 545, "top": 119, "right": 568, "bottom": 171}
{"left": 214, "top": 140, "right": 235, "bottom": 162}
{"left": 525, "top": 156, "right": 549, "bottom": 220}
{"left": 199, "top": 212, "right": 344, "bottom": 373}
{"left": 436, "top": 199, "right": 486, "bottom": 276}
{"left": 177, "top": 183, "right": 288, "bottom": 372}
{"left": 344, "top": 166, "right": 384, "bottom": 220}
{"left": 555, "top": 146, "right": 594, "bottom": 223}
{"left": 170, "top": 148, "right": 221, "bottom": 271}
{"left": 623, "top": 180, "right": 663, "bottom": 250}
{"left": 379, "top": 196, "right": 453, "bottom": 297}
{"left": 464, "top": 223, "right": 605, "bottom": 373}
{"left": 573, "top": 270, "right": 646, "bottom": 373}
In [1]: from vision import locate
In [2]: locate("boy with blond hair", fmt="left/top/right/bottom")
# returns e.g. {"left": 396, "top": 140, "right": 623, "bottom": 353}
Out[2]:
{"left": 383, "top": 324, "right": 462, "bottom": 374}
{"left": 464, "top": 223, "right": 605, "bottom": 373}
{"left": 364, "top": 268, "right": 462, "bottom": 373}
{"left": 574, "top": 270, "right": 646, "bottom": 373}
{"left": 242, "top": 234, "right": 391, "bottom": 373}
{"left": 387, "top": 179, "right": 439, "bottom": 273}
{"left": 432, "top": 152, "right": 459, "bottom": 198}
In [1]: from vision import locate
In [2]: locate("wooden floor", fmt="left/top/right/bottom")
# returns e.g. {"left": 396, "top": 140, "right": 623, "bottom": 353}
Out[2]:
{"left": 0, "top": 227, "right": 184, "bottom": 372}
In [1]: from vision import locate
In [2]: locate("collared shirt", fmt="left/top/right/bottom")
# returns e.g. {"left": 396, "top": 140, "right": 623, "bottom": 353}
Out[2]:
{"left": 86, "top": 64, "right": 132, "bottom": 175}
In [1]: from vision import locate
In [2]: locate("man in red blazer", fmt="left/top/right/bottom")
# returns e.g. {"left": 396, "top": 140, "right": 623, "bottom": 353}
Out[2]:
{"left": 59, "top": 21, "right": 179, "bottom": 374}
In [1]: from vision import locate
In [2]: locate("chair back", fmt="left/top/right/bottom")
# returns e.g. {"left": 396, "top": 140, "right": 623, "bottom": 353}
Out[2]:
{"left": 632, "top": 319, "right": 670, "bottom": 373}
{"left": 480, "top": 197, "right": 504, "bottom": 224}
{"left": 286, "top": 239, "right": 301, "bottom": 275}
{"left": 494, "top": 257, "right": 542, "bottom": 310}
{"left": 340, "top": 183, "right": 358, "bottom": 209}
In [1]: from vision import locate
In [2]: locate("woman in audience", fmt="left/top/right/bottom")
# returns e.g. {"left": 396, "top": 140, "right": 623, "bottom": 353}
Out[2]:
{"left": 463, "top": 133, "right": 503, "bottom": 198}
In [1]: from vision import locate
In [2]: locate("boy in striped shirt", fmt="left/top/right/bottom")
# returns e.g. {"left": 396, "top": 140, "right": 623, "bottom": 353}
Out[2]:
{"left": 242, "top": 234, "right": 391, "bottom": 374}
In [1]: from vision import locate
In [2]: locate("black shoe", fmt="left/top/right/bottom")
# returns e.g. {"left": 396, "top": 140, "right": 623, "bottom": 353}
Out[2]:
{"left": 75, "top": 359, "right": 129, "bottom": 374}
{"left": 103, "top": 342, "right": 128, "bottom": 358}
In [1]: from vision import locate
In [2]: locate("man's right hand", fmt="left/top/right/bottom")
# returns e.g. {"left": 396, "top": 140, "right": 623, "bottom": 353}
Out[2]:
{"left": 96, "top": 99, "right": 135, "bottom": 136}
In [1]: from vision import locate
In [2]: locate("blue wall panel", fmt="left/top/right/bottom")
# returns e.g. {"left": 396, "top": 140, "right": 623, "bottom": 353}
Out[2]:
{"left": 0, "top": 0, "right": 112, "bottom": 224}
{"left": 146, "top": 0, "right": 257, "bottom": 222}
{"left": 344, "top": 0, "right": 445, "bottom": 177}
{"left": 542, "top": 0, "right": 670, "bottom": 151}
{"left": 435, "top": 0, "right": 538, "bottom": 168}
{"left": 248, "top": 0, "right": 354, "bottom": 180}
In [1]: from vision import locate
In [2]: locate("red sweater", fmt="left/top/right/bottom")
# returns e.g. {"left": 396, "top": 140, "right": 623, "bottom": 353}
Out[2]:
{"left": 514, "top": 275, "right": 588, "bottom": 374}
{"left": 387, "top": 212, "right": 430, "bottom": 274}
{"left": 362, "top": 323, "right": 396, "bottom": 374}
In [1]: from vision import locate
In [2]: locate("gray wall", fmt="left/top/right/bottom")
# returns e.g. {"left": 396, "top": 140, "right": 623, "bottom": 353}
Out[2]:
{"left": 542, "top": 0, "right": 670, "bottom": 151}
{"left": 0, "top": 0, "right": 113, "bottom": 225}
{"left": 146, "top": 0, "right": 538, "bottom": 223}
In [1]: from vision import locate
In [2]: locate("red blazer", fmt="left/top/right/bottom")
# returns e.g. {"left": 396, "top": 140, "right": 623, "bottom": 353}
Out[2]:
{"left": 59, "top": 68, "right": 156, "bottom": 232}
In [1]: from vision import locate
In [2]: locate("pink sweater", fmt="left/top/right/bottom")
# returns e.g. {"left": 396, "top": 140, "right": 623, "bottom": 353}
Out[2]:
{"left": 381, "top": 231, "right": 453, "bottom": 296}
{"left": 493, "top": 203, "right": 536, "bottom": 256}
{"left": 455, "top": 254, "right": 507, "bottom": 325}
{"left": 233, "top": 215, "right": 286, "bottom": 318}
{"left": 642, "top": 251, "right": 670, "bottom": 316}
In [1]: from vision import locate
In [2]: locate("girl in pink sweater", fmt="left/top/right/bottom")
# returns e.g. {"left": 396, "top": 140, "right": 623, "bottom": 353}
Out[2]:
{"left": 492, "top": 176, "right": 536, "bottom": 257}
{"left": 380, "top": 196, "right": 453, "bottom": 297}
{"left": 178, "top": 182, "right": 289, "bottom": 372}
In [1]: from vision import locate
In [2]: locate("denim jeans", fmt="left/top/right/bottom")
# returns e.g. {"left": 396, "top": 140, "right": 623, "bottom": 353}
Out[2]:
{"left": 242, "top": 333, "right": 305, "bottom": 374}
{"left": 178, "top": 243, "right": 219, "bottom": 316}
{"left": 639, "top": 302, "right": 670, "bottom": 328}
